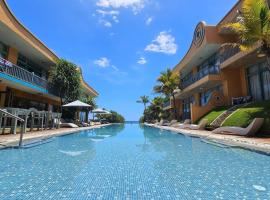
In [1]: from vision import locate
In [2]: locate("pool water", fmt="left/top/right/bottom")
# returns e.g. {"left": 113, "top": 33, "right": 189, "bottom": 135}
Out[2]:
{"left": 0, "top": 124, "right": 270, "bottom": 199}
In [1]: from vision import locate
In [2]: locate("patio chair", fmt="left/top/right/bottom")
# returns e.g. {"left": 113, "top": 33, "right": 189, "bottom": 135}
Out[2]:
{"left": 158, "top": 119, "right": 165, "bottom": 126}
{"left": 172, "top": 119, "right": 191, "bottom": 128}
{"left": 163, "top": 120, "right": 178, "bottom": 126}
{"left": 186, "top": 119, "right": 208, "bottom": 130}
{"left": 212, "top": 118, "right": 264, "bottom": 136}
{"left": 59, "top": 120, "right": 79, "bottom": 128}
{"left": 29, "top": 109, "right": 46, "bottom": 131}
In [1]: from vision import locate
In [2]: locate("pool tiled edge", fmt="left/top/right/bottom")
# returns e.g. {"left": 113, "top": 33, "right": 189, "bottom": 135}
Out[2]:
{"left": 145, "top": 123, "right": 270, "bottom": 155}
{"left": 0, "top": 124, "right": 112, "bottom": 149}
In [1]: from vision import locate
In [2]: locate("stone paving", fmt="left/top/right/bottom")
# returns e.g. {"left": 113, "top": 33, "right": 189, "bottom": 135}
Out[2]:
{"left": 146, "top": 124, "right": 270, "bottom": 154}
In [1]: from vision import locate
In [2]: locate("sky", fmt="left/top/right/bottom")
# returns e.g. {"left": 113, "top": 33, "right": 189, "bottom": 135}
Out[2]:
{"left": 7, "top": 0, "right": 237, "bottom": 121}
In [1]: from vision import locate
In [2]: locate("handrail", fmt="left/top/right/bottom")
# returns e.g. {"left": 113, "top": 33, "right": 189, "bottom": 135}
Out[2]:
{"left": 0, "top": 57, "right": 48, "bottom": 89}
{"left": 181, "top": 65, "right": 220, "bottom": 89}
{"left": 0, "top": 108, "right": 25, "bottom": 147}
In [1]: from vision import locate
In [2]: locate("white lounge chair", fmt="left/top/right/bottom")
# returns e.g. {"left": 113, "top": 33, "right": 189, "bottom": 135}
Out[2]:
{"left": 59, "top": 121, "right": 79, "bottom": 128}
{"left": 164, "top": 120, "right": 178, "bottom": 126}
{"left": 171, "top": 119, "right": 191, "bottom": 128}
{"left": 186, "top": 119, "right": 208, "bottom": 130}
{"left": 212, "top": 118, "right": 264, "bottom": 136}
{"left": 158, "top": 119, "right": 165, "bottom": 126}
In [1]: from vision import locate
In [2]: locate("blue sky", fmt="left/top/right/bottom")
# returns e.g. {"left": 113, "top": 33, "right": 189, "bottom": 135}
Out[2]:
{"left": 7, "top": 0, "right": 237, "bottom": 120}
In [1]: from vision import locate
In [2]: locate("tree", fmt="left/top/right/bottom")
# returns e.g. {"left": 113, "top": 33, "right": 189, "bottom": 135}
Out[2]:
{"left": 223, "top": 0, "right": 270, "bottom": 70}
{"left": 98, "top": 111, "right": 125, "bottom": 123}
{"left": 136, "top": 95, "right": 150, "bottom": 112}
{"left": 154, "top": 69, "right": 180, "bottom": 119}
{"left": 49, "top": 59, "right": 82, "bottom": 108}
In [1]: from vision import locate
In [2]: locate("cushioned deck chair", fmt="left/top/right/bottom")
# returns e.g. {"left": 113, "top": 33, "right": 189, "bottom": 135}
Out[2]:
{"left": 158, "top": 119, "right": 165, "bottom": 126}
{"left": 163, "top": 120, "right": 178, "bottom": 126}
{"left": 187, "top": 119, "right": 208, "bottom": 130}
{"left": 59, "top": 120, "right": 79, "bottom": 128}
{"left": 171, "top": 119, "right": 191, "bottom": 128}
{"left": 212, "top": 118, "right": 264, "bottom": 136}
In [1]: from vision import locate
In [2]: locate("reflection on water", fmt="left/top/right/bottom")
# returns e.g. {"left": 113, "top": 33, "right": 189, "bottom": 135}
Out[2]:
{"left": 0, "top": 124, "right": 269, "bottom": 199}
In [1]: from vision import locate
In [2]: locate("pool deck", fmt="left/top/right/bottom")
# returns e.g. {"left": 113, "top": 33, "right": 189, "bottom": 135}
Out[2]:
{"left": 145, "top": 123, "right": 270, "bottom": 154}
{"left": 0, "top": 124, "right": 111, "bottom": 149}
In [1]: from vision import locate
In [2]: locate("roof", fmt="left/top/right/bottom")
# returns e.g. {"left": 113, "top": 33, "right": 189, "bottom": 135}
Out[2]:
{"left": 1, "top": 0, "right": 59, "bottom": 62}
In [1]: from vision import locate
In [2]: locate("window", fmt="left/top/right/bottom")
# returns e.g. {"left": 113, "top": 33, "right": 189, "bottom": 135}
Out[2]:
{"left": 199, "top": 85, "right": 223, "bottom": 106}
{"left": 200, "top": 90, "right": 212, "bottom": 106}
{"left": 17, "top": 54, "right": 43, "bottom": 77}
{"left": 197, "top": 53, "right": 220, "bottom": 76}
{"left": 0, "top": 41, "right": 8, "bottom": 59}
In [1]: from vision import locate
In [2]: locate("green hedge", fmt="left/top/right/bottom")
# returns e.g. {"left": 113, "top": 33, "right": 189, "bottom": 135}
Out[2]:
{"left": 196, "top": 106, "right": 230, "bottom": 125}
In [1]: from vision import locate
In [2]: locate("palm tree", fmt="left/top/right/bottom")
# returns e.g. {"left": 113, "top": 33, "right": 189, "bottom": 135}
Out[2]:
{"left": 154, "top": 69, "right": 180, "bottom": 119}
{"left": 136, "top": 95, "right": 150, "bottom": 112}
{"left": 222, "top": 0, "right": 270, "bottom": 70}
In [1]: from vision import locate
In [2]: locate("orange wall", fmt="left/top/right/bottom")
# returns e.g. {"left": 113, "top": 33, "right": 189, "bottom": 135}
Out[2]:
{"left": 191, "top": 91, "right": 226, "bottom": 122}
{"left": 221, "top": 67, "right": 247, "bottom": 105}
{"left": 7, "top": 47, "right": 18, "bottom": 63}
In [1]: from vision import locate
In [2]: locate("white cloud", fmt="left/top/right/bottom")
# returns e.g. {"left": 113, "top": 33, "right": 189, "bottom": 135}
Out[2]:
{"left": 145, "top": 17, "right": 153, "bottom": 25}
{"left": 96, "top": 9, "right": 119, "bottom": 27}
{"left": 96, "top": 9, "right": 119, "bottom": 16}
{"left": 145, "top": 31, "right": 178, "bottom": 55}
{"left": 137, "top": 57, "right": 147, "bottom": 65}
{"left": 94, "top": 57, "right": 110, "bottom": 67}
{"left": 96, "top": 0, "right": 146, "bottom": 14}
{"left": 112, "top": 65, "right": 119, "bottom": 71}
{"left": 99, "top": 19, "right": 112, "bottom": 27}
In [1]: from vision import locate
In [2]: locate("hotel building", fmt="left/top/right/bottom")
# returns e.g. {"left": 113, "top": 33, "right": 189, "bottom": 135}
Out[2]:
{"left": 0, "top": 0, "right": 98, "bottom": 112}
{"left": 164, "top": 0, "right": 270, "bottom": 122}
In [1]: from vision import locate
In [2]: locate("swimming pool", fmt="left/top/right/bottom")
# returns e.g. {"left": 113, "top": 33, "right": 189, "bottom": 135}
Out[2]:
{"left": 0, "top": 123, "right": 269, "bottom": 199}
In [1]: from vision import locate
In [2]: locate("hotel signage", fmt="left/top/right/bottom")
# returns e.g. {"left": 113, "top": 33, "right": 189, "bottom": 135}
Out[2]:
{"left": 193, "top": 22, "right": 205, "bottom": 47}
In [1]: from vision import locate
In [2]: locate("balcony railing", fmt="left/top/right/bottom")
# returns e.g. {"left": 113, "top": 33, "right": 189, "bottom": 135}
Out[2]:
{"left": 181, "top": 65, "right": 220, "bottom": 89}
{"left": 220, "top": 46, "right": 240, "bottom": 63}
{"left": 0, "top": 57, "right": 48, "bottom": 89}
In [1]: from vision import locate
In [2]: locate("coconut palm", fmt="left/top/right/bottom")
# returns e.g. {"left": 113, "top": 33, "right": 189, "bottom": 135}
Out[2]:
{"left": 222, "top": 0, "right": 270, "bottom": 70}
{"left": 154, "top": 69, "right": 180, "bottom": 119}
{"left": 136, "top": 95, "right": 150, "bottom": 112}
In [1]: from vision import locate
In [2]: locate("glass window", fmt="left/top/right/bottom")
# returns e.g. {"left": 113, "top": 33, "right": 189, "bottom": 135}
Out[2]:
{"left": 200, "top": 90, "right": 212, "bottom": 106}
{"left": 17, "top": 54, "right": 42, "bottom": 77}
{"left": 0, "top": 41, "right": 8, "bottom": 59}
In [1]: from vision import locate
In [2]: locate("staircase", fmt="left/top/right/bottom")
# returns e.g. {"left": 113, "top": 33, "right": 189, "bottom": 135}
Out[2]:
{"left": 210, "top": 104, "right": 249, "bottom": 128}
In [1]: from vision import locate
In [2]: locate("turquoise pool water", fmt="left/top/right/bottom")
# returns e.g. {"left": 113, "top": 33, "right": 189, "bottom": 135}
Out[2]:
{"left": 0, "top": 124, "right": 270, "bottom": 199}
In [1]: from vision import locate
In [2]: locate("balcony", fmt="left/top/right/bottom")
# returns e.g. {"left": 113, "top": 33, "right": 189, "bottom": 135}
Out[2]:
{"left": 220, "top": 46, "right": 240, "bottom": 64}
{"left": 181, "top": 65, "right": 220, "bottom": 89}
{"left": 0, "top": 57, "right": 54, "bottom": 94}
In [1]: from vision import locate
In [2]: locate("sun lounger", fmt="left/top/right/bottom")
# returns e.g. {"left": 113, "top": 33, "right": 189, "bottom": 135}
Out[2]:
{"left": 186, "top": 119, "right": 208, "bottom": 130}
{"left": 172, "top": 119, "right": 191, "bottom": 128}
{"left": 157, "top": 119, "right": 163, "bottom": 126}
{"left": 59, "top": 122, "right": 79, "bottom": 128}
{"left": 163, "top": 120, "right": 178, "bottom": 126}
{"left": 212, "top": 118, "right": 264, "bottom": 136}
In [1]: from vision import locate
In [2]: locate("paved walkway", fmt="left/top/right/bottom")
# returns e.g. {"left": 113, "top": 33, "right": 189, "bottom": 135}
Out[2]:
{"left": 146, "top": 124, "right": 270, "bottom": 154}
{"left": 0, "top": 124, "right": 110, "bottom": 149}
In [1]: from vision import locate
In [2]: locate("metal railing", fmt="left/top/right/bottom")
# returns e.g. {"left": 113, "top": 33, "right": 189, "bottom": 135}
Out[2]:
{"left": 0, "top": 108, "right": 25, "bottom": 147}
{"left": 220, "top": 46, "right": 240, "bottom": 63}
{"left": 0, "top": 57, "right": 48, "bottom": 89}
{"left": 181, "top": 65, "right": 220, "bottom": 89}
